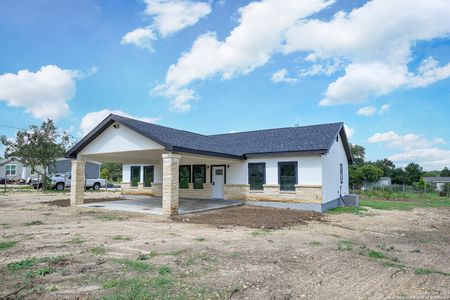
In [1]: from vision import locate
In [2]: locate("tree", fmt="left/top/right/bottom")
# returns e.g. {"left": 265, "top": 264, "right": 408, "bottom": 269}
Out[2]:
{"left": 391, "top": 168, "right": 408, "bottom": 185}
{"left": 440, "top": 167, "right": 450, "bottom": 177}
{"left": 373, "top": 159, "right": 395, "bottom": 178}
{"left": 350, "top": 144, "right": 365, "bottom": 165}
{"left": 404, "top": 163, "right": 423, "bottom": 185}
{"left": 100, "top": 163, "right": 122, "bottom": 182}
{"left": 360, "top": 164, "right": 383, "bottom": 182}
{"left": 0, "top": 120, "right": 69, "bottom": 190}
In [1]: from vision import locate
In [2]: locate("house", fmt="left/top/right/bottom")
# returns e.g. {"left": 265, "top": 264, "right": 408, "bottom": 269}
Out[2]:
{"left": 0, "top": 157, "right": 101, "bottom": 183}
{"left": 423, "top": 177, "right": 450, "bottom": 191}
{"left": 66, "top": 114, "right": 352, "bottom": 215}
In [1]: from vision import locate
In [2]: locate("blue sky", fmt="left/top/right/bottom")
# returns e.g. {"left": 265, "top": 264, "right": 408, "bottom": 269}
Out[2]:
{"left": 0, "top": 0, "right": 449, "bottom": 170}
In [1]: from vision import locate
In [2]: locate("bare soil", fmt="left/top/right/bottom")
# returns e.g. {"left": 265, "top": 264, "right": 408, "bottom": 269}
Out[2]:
{"left": 0, "top": 192, "right": 449, "bottom": 299}
{"left": 172, "top": 206, "right": 327, "bottom": 229}
{"left": 42, "top": 197, "right": 125, "bottom": 207}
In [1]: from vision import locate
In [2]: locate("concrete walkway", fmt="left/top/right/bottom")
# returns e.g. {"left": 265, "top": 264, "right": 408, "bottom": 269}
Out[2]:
{"left": 80, "top": 195, "right": 243, "bottom": 215}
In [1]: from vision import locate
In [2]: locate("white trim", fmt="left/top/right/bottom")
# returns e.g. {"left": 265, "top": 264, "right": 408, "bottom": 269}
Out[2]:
{"left": 5, "top": 164, "right": 17, "bottom": 176}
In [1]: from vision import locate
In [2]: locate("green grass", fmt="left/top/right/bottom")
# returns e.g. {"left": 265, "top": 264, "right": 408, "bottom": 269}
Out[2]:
{"left": 367, "top": 250, "right": 385, "bottom": 259}
{"left": 23, "top": 220, "right": 44, "bottom": 226}
{"left": 193, "top": 237, "right": 206, "bottom": 242}
{"left": 116, "top": 259, "right": 152, "bottom": 271}
{"left": 0, "top": 240, "right": 17, "bottom": 250}
{"left": 310, "top": 241, "right": 322, "bottom": 246}
{"left": 414, "top": 268, "right": 450, "bottom": 276}
{"left": 7, "top": 258, "right": 38, "bottom": 270}
{"left": 337, "top": 240, "right": 353, "bottom": 251}
{"left": 158, "top": 266, "right": 172, "bottom": 275}
{"left": 70, "top": 237, "right": 86, "bottom": 244}
{"left": 112, "top": 235, "right": 132, "bottom": 241}
{"left": 137, "top": 251, "right": 158, "bottom": 261}
{"left": 90, "top": 246, "right": 107, "bottom": 256}
{"left": 328, "top": 206, "right": 368, "bottom": 215}
{"left": 25, "top": 267, "right": 55, "bottom": 278}
{"left": 102, "top": 276, "right": 176, "bottom": 300}
{"left": 358, "top": 192, "right": 450, "bottom": 211}
{"left": 250, "top": 228, "right": 272, "bottom": 237}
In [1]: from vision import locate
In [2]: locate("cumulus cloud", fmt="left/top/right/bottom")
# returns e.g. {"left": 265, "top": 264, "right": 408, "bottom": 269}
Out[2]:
{"left": 271, "top": 69, "right": 297, "bottom": 84}
{"left": 388, "top": 148, "right": 450, "bottom": 170}
{"left": 344, "top": 124, "right": 354, "bottom": 139}
{"left": 357, "top": 103, "right": 390, "bottom": 116}
{"left": 121, "top": 27, "right": 156, "bottom": 51}
{"left": 155, "top": 0, "right": 333, "bottom": 111}
{"left": 0, "top": 65, "right": 87, "bottom": 120}
{"left": 122, "top": 0, "right": 211, "bottom": 51}
{"left": 80, "top": 109, "right": 161, "bottom": 136}
{"left": 379, "top": 104, "right": 390, "bottom": 114}
{"left": 368, "top": 131, "right": 445, "bottom": 150}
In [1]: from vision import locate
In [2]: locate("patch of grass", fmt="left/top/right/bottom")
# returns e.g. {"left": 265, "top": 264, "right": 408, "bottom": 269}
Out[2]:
{"left": 376, "top": 243, "right": 400, "bottom": 252}
{"left": 310, "top": 241, "right": 322, "bottom": 246}
{"left": 367, "top": 250, "right": 385, "bottom": 259}
{"left": 23, "top": 220, "right": 44, "bottom": 226}
{"left": 94, "top": 214, "right": 123, "bottom": 221}
{"left": 251, "top": 228, "right": 272, "bottom": 237}
{"left": 70, "top": 237, "right": 85, "bottom": 244}
{"left": 419, "top": 239, "right": 432, "bottom": 244}
{"left": 90, "top": 246, "right": 107, "bottom": 256}
{"left": 328, "top": 206, "right": 367, "bottom": 215}
{"left": 102, "top": 276, "right": 176, "bottom": 300}
{"left": 0, "top": 240, "right": 17, "bottom": 250}
{"left": 25, "top": 267, "right": 55, "bottom": 278}
{"left": 360, "top": 196, "right": 450, "bottom": 211}
{"left": 137, "top": 251, "right": 158, "bottom": 260}
{"left": 112, "top": 235, "right": 132, "bottom": 241}
{"left": 382, "top": 261, "right": 407, "bottom": 269}
{"left": 337, "top": 240, "right": 353, "bottom": 251}
{"left": 414, "top": 268, "right": 450, "bottom": 276}
{"left": 158, "top": 266, "right": 172, "bottom": 275}
{"left": 7, "top": 258, "right": 38, "bottom": 270}
{"left": 116, "top": 259, "right": 152, "bottom": 271}
{"left": 193, "top": 237, "right": 206, "bottom": 242}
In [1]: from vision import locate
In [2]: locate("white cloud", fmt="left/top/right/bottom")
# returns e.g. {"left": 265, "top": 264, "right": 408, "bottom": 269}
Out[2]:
{"left": 379, "top": 104, "right": 390, "bottom": 114}
{"left": 155, "top": 0, "right": 333, "bottom": 111}
{"left": 357, "top": 106, "right": 377, "bottom": 116}
{"left": 80, "top": 109, "right": 161, "bottom": 136}
{"left": 407, "top": 56, "right": 450, "bottom": 88}
{"left": 344, "top": 124, "right": 354, "bottom": 139}
{"left": 271, "top": 69, "right": 297, "bottom": 84}
{"left": 122, "top": 0, "right": 211, "bottom": 51}
{"left": 145, "top": 0, "right": 211, "bottom": 37}
{"left": 0, "top": 65, "right": 80, "bottom": 120}
{"left": 299, "top": 58, "right": 342, "bottom": 77}
{"left": 121, "top": 27, "right": 156, "bottom": 51}
{"left": 388, "top": 148, "right": 450, "bottom": 170}
{"left": 368, "top": 131, "right": 444, "bottom": 150}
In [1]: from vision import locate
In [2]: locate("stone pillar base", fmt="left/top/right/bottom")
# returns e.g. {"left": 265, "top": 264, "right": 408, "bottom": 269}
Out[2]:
{"left": 70, "top": 159, "right": 86, "bottom": 206}
{"left": 162, "top": 153, "right": 181, "bottom": 216}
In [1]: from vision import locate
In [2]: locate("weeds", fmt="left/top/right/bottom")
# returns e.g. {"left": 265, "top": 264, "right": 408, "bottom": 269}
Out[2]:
{"left": 25, "top": 267, "right": 55, "bottom": 278}
{"left": 367, "top": 250, "right": 385, "bottom": 259}
{"left": 310, "top": 241, "right": 322, "bottom": 246}
{"left": 337, "top": 240, "right": 353, "bottom": 251}
{"left": 23, "top": 220, "right": 44, "bottom": 226}
{"left": 158, "top": 266, "right": 172, "bottom": 275}
{"left": 90, "top": 247, "right": 107, "bottom": 256}
{"left": 112, "top": 235, "right": 132, "bottom": 241}
{"left": 137, "top": 251, "right": 158, "bottom": 260}
{"left": 0, "top": 240, "right": 17, "bottom": 250}
{"left": 194, "top": 237, "right": 206, "bottom": 242}
{"left": 70, "top": 237, "right": 86, "bottom": 244}
{"left": 251, "top": 228, "right": 272, "bottom": 237}
{"left": 115, "top": 259, "right": 152, "bottom": 271}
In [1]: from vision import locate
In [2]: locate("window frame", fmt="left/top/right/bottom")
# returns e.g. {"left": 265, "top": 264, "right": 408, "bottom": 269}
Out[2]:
{"left": 278, "top": 161, "right": 298, "bottom": 191}
{"left": 5, "top": 164, "right": 17, "bottom": 176}
{"left": 130, "top": 165, "right": 141, "bottom": 187}
{"left": 248, "top": 162, "right": 266, "bottom": 191}
{"left": 179, "top": 165, "right": 191, "bottom": 189}
{"left": 192, "top": 164, "right": 206, "bottom": 189}
{"left": 143, "top": 165, "right": 154, "bottom": 187}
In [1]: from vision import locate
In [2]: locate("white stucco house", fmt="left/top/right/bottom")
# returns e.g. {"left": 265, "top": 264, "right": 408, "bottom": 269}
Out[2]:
{"left": 66, "top": 114, "right": 352, "bottom": 215}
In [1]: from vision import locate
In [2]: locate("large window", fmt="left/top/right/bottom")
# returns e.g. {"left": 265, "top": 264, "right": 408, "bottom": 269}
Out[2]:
{"left": 192, "top": 165, "right": 206, "bottom": 189}
{"left": 248, "top": 163, "right": 265, "bottom": 190}
{"left": 143, "top": 166, "right": 154, "bottom": 187}
{"left": 5, "top": 164, "right": 16, "bottom": 176}
{"left": 179, "top": 165, "right": 191, "bottom": 189}
{"left": 278, "top": 162, "right": 297, "bottom": 191}
{"left": 130, "top": 166, "right": 140, "bottom": 187}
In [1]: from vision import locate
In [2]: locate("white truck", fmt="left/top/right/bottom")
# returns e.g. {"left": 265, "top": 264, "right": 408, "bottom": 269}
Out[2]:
{"left": 31, "top": 173, "right": 106, "bottom": 191}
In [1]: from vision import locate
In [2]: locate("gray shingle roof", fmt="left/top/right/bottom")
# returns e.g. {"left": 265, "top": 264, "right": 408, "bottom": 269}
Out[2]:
{"left": 424, "top": 177, "right": 450, "bottom": 183}
{"left": 66, "top": 114, "right": 352, "bottom": 162}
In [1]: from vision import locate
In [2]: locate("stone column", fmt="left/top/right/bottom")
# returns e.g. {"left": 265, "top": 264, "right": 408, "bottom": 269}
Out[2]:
{"left": 162, "top": 153, "right": 180, "bottom": 216}
{"left": 70, "top": 159, "right": 86, "bottom": 206}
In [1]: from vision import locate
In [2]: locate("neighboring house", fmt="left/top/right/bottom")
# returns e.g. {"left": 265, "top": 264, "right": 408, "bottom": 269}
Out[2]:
{"left": 0, "top": 157, "right": 101, "bottom": 182}
{"left": 66, "top": 114, "right": 352, "bottom": 214}
{"left": 423, "top": 177, "right": 450, "bottom": 191}
{"left": 364, "top": 177, "right": 392, "bottom": 189}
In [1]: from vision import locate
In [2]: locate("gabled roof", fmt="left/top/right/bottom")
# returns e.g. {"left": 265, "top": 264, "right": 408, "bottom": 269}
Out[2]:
{"left": 66, "top": 114, "right": 353, "bottom": 162}
{"left": 424, "top": 177, "right": 450, "bottom": 183}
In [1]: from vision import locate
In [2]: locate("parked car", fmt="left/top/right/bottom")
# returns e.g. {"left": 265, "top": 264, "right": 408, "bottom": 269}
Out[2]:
{"left": 31, "top": 173, "right": 106, "bottom": 191}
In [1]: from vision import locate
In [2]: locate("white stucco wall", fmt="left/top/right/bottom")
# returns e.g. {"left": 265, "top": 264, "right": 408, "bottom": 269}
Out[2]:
{"left": 226, "top": 154, "right": 322, "bottom": 186}
{"left": 79, "top": 123, "right": 163, "bottom": 155}
{"left": 321, "top": 134, "right": 349, "bottom": 203}
{"left": 122, "top": 163, "right": 163, "bottom": 183}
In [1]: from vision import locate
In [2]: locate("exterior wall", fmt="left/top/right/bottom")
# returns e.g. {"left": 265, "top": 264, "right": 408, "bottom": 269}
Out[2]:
{"left": 321, "top": 134, "right": 349, "bottom": 203}
{"left": 0, "top": 158, "right": 24, "bottom": 181}
{"left": 54, "top": 159, "right": 100, "bottom": 179}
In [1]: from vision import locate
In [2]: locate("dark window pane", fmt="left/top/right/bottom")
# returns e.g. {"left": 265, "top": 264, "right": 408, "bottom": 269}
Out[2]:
{"left": 143, "top": 166, "right": 154, "bottom": 187}
{"left": 130, "top": 166, "right": 140, "bottom": 187}
{"left": 248, "top": 163, "right": 265, "bottom": 190}
{"left": 279, "top": 162, "right": 297, "bottom": 191}
{"left": 193, "top": 165, "right": 205, "bottom": 189}
{"left": 179, "top": 165, "right": 191, "bottom": 189}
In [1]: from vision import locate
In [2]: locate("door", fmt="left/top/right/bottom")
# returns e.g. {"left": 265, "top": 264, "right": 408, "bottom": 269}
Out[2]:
{"left": 143, "top": 166, "right": 154, "bottom": 187}
{"left": 212, "top": 166, "right": 225, "bottom": 199}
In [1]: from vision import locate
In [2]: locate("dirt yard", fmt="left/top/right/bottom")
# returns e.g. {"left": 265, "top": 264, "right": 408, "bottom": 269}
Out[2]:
{"left": 1, "top": 192, "right": 449, "bottom": 299}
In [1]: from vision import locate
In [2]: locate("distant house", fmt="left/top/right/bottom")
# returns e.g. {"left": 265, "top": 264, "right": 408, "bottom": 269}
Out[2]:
{"left": 0, "top": 157, "right": 101, "bottom": 182}
{"left": 423, "top": 177, "right": 450, "bottom": 191}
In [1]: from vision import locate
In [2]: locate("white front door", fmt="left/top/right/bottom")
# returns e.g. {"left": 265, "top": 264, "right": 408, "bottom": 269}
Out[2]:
{"left": 212, "top": 166, "right": 225, "bottom": 199}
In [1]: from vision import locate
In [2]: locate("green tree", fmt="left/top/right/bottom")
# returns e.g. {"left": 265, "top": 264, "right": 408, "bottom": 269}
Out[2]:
{"left": 373, "top": 159, "right": 395, "bottom": 177}
{"left": 404, "top": 162, "right": 423, "bottom": 185}
{"left": 360, "top": 164, "right": 383, "bottom": 182}
{"left": 350, "top": 144, "right": 365, "bottom": 165}
{"left": 440, "top": 167, "right": 450, "bottom": 177}
{"left": 0, "top": 120, "right": 69, "bottom": 190}
{"left": 391, "top": 168, "right": 408, "bottom": 185}
{"left": 100, "top": 163, "right": 122, "bottom": 182}
{"left": 424, "top": 170, "right": 440, "bottom": 177}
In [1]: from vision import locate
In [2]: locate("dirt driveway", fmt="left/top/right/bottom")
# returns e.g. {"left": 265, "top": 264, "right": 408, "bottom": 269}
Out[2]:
{"left": 0, "top": 192, "right": 449, "bottom": 299}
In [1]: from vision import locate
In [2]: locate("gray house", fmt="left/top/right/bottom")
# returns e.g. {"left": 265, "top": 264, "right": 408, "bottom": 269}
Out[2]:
{"left": 423, "top": 177, "right": 450, "bottom": 191}
{"left": 0, "top": 157, "right": 101, "bottom": 182}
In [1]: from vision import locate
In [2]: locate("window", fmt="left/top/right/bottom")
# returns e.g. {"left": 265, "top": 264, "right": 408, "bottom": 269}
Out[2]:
{"left": 192, "top": 165, "right": 206, "bottom": 189}
{"left": 143, "top": 166, "right": 154, "bottom": 187}
{"left": 5, "top": 164, "right": 16, "bottom": 176}
{"left": 130, "top": 166, "right": 140, "bottom": 187}
{"left": 179, "top": 165, "right": 191, "bottom": 189}
{"left": 340, "top": 163, "right": 343, "bottom": 184}
{"left": 336, "top": 135, "right": 339, "bottom": 142}
{"left": 248, "top": 163, "right": 265, "bottom": 190}
{"left": 278, "top": 162, "right": 297, "bottom": 191}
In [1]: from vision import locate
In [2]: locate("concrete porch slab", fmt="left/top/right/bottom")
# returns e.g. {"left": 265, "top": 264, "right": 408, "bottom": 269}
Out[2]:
{"left": 80, "top": 195, "right": 243, "bottom": 215}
